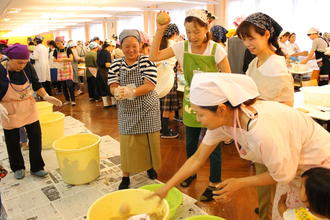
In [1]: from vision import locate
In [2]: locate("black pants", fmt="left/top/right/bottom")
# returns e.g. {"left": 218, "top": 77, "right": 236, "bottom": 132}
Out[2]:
{"left": 61, "top": 80, "right": 75, "bottom": 102}
{"left": 4, "top": 121, "right": 45, "bottom": 172}
{"left": 87, "top": 76, "right": 100, "bottom": 100}
{"left": 96, "top": 69, "right": 110, "bottom": 97}
{"left": 185, "top": 126, "right": 222, "bottom": 183}
{"left": 41, "top": 81, "right": 52, "bottom": 96}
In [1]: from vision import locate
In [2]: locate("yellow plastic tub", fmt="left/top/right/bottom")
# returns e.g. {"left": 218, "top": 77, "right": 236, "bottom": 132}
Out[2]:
{"left": 87, "top": 189, "right": 170, "bottom": 220}
{"left": 39, "top": 112, "right": 64, "bottom": 149}
{"left": 36, "top": 101, "right": 53, "bottom": 115}
{"left": 184, "top": 216, "right": 225, "bottom": 220}
{"left": 52, "top": 133, "right": 101, "bottom": 185}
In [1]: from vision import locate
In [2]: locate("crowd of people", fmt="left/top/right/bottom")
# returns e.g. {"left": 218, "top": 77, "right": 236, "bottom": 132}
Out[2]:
{"left": 0, "top": 8, "right": 330, "bottom": 220}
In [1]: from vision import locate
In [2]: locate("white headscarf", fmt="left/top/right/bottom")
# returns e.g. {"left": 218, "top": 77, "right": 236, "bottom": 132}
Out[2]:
{"left": 190, "top": 73, "right": 260, "bottom": 107}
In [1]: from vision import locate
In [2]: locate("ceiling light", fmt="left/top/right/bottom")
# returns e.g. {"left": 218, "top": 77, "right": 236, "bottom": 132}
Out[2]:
{"left": 6, "top": 8, "right": 21, "bottom": 14}
{"left": 3, "top": 18, "right": 10, "bottom": 22}
{"left": 56, "top": 6, "right": 142, "bottom": 11}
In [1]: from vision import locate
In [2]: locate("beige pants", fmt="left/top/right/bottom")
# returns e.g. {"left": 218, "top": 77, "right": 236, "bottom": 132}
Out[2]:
{"left": 120, "top": 132, "right": 161, "bottom": 173}
{"left": 255, "top": 163, "right": 276, "bottom": 220}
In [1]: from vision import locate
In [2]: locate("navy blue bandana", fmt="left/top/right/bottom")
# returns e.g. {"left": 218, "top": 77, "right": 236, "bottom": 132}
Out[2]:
{"left": 211, "top": 25, "right": 228, "bottom": 42}
{"left": 164, "top": 24, "right": 180, "bottom": 38}
{"left": 244, "top": 12, "right": 282, "bottom": 38}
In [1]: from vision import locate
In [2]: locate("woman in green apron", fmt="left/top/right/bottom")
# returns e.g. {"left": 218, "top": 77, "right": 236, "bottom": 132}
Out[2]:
{"left": 150, "top": 9, "right": 231, "bottom": 201}
{"left": 109, "top": 30, "right": 161, "bottom": 190}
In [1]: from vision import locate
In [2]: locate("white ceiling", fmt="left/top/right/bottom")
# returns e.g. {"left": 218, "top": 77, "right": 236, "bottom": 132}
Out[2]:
{"left": 0, "top": 0, "right": 218, "bottom": 36}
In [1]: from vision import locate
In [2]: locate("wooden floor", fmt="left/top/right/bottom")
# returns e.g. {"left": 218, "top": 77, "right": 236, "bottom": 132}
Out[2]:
{"left": 57, "top": 92, "right": 259, "bottom": 220}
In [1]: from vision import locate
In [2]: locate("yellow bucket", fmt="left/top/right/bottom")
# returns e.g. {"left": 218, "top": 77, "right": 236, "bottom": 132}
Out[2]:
{"left": 36, "top": 101, "right": 53, "bottom": 115}
{"left": 52, "top": 133, "right": 101, "bottom": 185}
{"left": 87, "top": 189, "right": 170, "bottom": 220}
{"left": 39, "top": 112, "right": 65, "bottom": 149}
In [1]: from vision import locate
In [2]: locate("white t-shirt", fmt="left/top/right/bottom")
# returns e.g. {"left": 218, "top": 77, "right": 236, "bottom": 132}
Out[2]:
{"left": 171, "top": 40, "right": 227, "bottom": 68}
{"left": 286, "top": 42, "right": 300, "bottom": 56}
{"left": 246, "top": 55, "right": 294, "bottom": 104}
{"left": 202, "top": 101, "right": 330, "bottom": 184}
{"left": 279, "top": 41, "right": 289, "bottom": 55}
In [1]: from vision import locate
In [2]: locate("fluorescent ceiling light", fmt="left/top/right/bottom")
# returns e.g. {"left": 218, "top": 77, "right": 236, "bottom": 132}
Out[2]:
{"left": 56, "top": 6, "right": 142, "bottom": 11}
{"left": 3, "top": 18, "right": 10, "bottom": 22}
{"left": 6, "top": 8, "right": 21, "bottom": 13}
{"left": 41, "top": 13, "right": 112, "bottom": 19}
{"left": 31, "top": 19, "right": 92, "bottom": 23}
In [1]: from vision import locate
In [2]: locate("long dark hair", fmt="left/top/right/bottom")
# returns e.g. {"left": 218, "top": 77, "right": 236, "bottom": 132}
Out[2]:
{"left": 185, "top": 16, "right": 211, "bottom": 43}
{"left": 236, "top": 21, "right": 284, "bottom": 56}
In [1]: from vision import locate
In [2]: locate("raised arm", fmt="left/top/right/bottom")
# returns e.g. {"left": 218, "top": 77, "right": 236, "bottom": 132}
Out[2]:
{"left": 149, "top": 11, "right": 175, "bottom": 62}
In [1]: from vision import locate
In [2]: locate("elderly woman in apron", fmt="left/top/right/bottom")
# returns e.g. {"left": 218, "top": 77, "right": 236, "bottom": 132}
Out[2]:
{"left": 150, "top": 9, "right": 231, "bottom": 201}
{"left": 0, "top": 44, "right": 62, "bottom": 179}
{"left": 151, "top": 73, "right": 330, "bottom": 220}
{"left": 108, "top": 30, "right": 161, "bottom": 190}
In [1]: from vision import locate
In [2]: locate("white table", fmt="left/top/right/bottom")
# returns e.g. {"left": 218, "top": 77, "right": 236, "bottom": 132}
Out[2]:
{"left": 294, "top": 92, "right": 330, "bottom": 129}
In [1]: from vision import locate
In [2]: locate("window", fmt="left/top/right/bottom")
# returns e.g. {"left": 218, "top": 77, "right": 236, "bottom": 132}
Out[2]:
{"left": 90, "top": 23, "right": 104, "bottom": 41}
{"left": 72, "top": 27, "right": 85, "bottom": 42}
{"left": 227, "top": 0, "right": 330, "bottom": 51}
{"left": 117, "top": 16, "right": 144, "bottom": 35}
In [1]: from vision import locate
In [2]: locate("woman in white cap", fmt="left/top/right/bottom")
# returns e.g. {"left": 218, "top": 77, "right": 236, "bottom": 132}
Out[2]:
{"left": 31, "top": 35, "right": 52, "bottom": 95}
{"left": 236, "top": 12, "right": 294, "bottom": 220}
{"left": 84, "top": 42, "right": 100, "bottom": 101}
{"left": 301, "top": 27, "right": 330, "bottom": 85}
{"left": 152, "top": 73, "right": 330, "bottom": 219}
{"left": 277, "top": 31, "right": 290, "bottom": 58}
{"left": 108, "top": 29, "right": 161, "bottom": 190}
{"left": 150, "top": 9, "right": 231, "bottom": 201}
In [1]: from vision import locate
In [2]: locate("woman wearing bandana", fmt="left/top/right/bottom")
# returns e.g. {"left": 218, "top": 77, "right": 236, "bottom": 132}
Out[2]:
{"left": 150, "top": 9, "right": 231, "bottom": 201}
{"left": 210, "top": 25, "right": 228, "bottom": 48}
{"left": 0, "top": 44, "right": 62, "bottom": 179}
{"left": 236, "top": 12, "right": 294, "bottom": 220}
{"left": 151, "top": 73, "right": 330, "bottom": 220}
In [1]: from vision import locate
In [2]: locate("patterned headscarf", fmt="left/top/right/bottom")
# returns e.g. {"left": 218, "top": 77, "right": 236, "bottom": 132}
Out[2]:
{"left": 244, "top": 12, "right": 282, "bottom": 38}
{"left": 164, "top": 24, "right": 180, "bottom": 38}
{"left": 323, "top": 32, "right": 330, "bottom": 44}
{"left": 211, "top": 25, "right": 228, "bottom": 43}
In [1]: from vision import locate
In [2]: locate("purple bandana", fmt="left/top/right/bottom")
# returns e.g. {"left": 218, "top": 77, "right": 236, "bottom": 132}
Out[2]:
{"left": 3, "top": 43, "right": 30, "bottom": 60}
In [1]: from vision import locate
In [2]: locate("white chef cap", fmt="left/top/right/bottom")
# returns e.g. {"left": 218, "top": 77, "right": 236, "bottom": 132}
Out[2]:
{"left": 190, "top": 73, "right": 260, "bottom": 107}
{"left": 307, "top": 27, "right": 319, "bottom": 35}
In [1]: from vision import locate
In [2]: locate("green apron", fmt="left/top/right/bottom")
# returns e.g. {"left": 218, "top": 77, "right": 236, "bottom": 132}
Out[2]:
{"left": 183, "top": 40, "right": 218, "bottom": 127}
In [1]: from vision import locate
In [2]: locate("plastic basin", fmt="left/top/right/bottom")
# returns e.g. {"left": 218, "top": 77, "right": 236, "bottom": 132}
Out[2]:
{"left": 39, "top": 112, "right": 64, "bottom": 149}
{"left": 52, "top": 133, "right": 101, "bottom": 185}
{"left": 87, "top": 189, "right": 170, "bottom": 220}
{"left": 139, "top": 184, "right": 182, "bottom": 219}
{"left": 184, "top": 215, "right": 225, "bottom": 220}
{"left": 36, "top": 101, "right": 53, "bottom": 115}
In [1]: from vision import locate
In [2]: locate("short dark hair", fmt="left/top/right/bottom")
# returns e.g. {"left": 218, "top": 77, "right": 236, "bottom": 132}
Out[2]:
{"left": 302, "top": 167, "right": 330, "bottom": 218}
{"left": 200, "top": 99, "right": 257, "bottom": 112}
{"left": 184, "top": 16, "right": 211, "bottom": 43}
{"left": 236, "top": 21, "right": 284, "bottom": 56}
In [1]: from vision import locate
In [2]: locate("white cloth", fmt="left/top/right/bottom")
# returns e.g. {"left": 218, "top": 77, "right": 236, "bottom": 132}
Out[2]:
{"left": 190, "top": 73, "right": 259, "bottom": 107}
{"left": 202, "top": 100, "right": 330, "bottom": 184}
{"left": 31, "top": 44, "right": 50, "bottom": 82}
{"left": 171, "top": 40, "right": 227, "bottom": 68}
{"left": 186, "top": 9, "right": 209, "bottom": 24}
